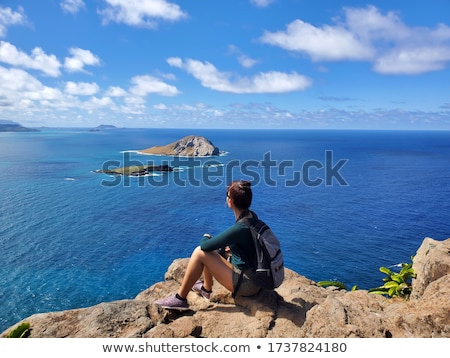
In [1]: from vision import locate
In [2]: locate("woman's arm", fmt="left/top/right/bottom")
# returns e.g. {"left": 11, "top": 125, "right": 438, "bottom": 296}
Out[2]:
{"left": 200, "top": 223, "right": 245, "bottom": 251}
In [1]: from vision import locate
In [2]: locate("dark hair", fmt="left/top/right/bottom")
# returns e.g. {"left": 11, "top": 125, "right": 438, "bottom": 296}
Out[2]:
{"left": 227, "top": 180, "right": 252, "bottom": 210}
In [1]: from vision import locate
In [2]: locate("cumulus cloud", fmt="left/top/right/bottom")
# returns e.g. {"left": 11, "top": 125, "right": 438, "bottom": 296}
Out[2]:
{"left": 98, "top": 0, "right": 187, "bottom": 28}
{"left": 260, "top": 19, "right": 373, "bottom": 61}
{"left": 64, "top": 47, "right": 101, "bottom": 73}
{"left": 129, "top": 74, "right": 180, "bottom": 96}
{"left": 260, "top": 5, "right": 450, "bottom": 74}
{"left": 105, "top": 86, "right": 127, "bottom": 97}
{"left": 374, "top": 47, "right": 450, "bottom": 74}
{"left": 0, "top": 6, "right": 28, "bottom": 37}
{"left": 65, "top": 81, "right": 100, "bottom": 96}
{"left": 60, "top": 0, "right": 86, "bottom": 14}
{"left": 85, "top": 96, "right": 115, "bottom": 108}
{"left": 0, "top": 65, "right": 64, "bottom": 107}
{"left": 167, "top": 57, "right": 312, "bottom": 93}
{"left": 0, "top": 41, "right": 61, "bottom": 77}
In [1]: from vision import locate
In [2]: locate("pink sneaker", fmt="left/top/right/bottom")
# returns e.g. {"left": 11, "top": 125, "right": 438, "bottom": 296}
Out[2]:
{"left": 192, "top": 280, "right": 211, "bottom": 300}
{"left": 155, "top": 294, "right": 189, "bottom": 310}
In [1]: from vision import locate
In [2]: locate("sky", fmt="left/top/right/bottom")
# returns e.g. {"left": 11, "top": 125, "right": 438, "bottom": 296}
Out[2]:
{"left": 0, "top": 0, "right": 449, "bottom": 130}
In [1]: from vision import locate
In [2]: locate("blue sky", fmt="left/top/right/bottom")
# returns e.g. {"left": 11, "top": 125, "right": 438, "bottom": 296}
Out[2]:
{"left": 0, "top": 0, "right": 449, "bottom": 129}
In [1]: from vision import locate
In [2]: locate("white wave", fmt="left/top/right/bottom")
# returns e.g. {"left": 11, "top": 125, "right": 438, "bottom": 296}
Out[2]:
{"left": 173, "top": 166, "right": 190, "bottom": 171}
{"left": 203, "top": 163, "right": 224, "bottom": 168}
{"left": 389, "top": 263, "right": 404, "bottom": 268}
{"left": 128, "top": 173, "right": 162, "bottom": 177}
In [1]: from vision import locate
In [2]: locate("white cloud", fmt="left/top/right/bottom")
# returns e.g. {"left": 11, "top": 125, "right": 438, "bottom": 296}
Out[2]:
{"left": 64, "top": 47, "right": 101, "bottom": 73}
{"left": 105, "top": 86, "right": 127, "bottom": 97}
{"left": 250, "top": 0, "right": 275, "bottom": 8}
{"left": 85, "top": 96, "right": 115, "bottom": 108}
{"left": 228, "top": 45, "right": 259, "bottom": 68}
{"left": 60, "top": 0, "right": 86, "bottom": 14}
{"left": 0, "top": 66, "right": 64, "bottom": 107}
{"left": 0, "top": 41, "right": 61, "bottom": 77}
{"left": 260, "top": 5, "right": 450, "bottom": 75}
{"left": 129, "top": 74, "right": 180, "bottom": 96}
{"left": 260, "top": 19, "right": 373, "bottom": 61}
{"left": 0, "top": 6, "right": 27, "bottom": 37}
{"left": 166, "top": 57, "right": 182, "bottom": 67}
{"left": 238, "top": 54, "right": 259, "bottom": 68}
{"left": 65, "top": 81, "right": 100, "bottom": 96}
{"left": 98, "top": 0, "right": 187, "bottom": 28}
{"left": 154, "top": 103, "right": 168, "bottom": 110}
{"left": 167, "top": 57, "right": 312, "bottom": 93}
{"left": 374, "top": 47, "right": 450, "bottom": 74}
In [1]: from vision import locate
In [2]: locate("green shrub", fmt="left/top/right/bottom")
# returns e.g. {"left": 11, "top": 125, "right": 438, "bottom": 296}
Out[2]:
{"left": 369, "top": 257, "right": 415, "bottom": 299}
{"left": 6, "top": 322, "right": 30, "bottom": 338}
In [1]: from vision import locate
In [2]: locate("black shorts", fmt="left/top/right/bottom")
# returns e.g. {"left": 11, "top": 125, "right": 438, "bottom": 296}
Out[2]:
{"left": 232, "top": 266, "right": 261, "bottom": 297}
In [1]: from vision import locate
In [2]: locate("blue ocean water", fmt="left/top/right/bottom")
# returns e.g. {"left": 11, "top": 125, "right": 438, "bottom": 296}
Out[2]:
{"left": 1, "top": 128, "right": 449, "bottom": 332}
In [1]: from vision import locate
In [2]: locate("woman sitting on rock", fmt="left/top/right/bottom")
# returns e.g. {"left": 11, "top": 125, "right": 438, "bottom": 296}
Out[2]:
{"left": 155, "top": 179, "right": 260, "bottom": 310}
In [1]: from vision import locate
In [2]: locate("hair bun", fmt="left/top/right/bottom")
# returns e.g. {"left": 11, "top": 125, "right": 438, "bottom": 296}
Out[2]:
{"left": 239, "top": 180, "right": 251, "bottom": 189}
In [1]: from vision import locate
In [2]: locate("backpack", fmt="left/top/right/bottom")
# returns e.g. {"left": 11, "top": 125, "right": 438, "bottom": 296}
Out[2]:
{"left": 239, "top": 211, "right": 285, "bottom": 290}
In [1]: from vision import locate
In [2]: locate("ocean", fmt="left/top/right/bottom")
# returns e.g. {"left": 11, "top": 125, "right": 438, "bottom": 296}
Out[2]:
{"left": 1, "top": 128, "right": 449, "bottom": 333}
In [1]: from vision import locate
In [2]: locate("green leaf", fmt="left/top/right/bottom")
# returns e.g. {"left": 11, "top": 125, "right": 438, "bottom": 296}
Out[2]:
{"left": 383, "top": 281, "right": 399, "bottom": 289}
{"left": 388, "top": 287, "right": 397, "bottom": 296}
{"left": 390, "top": 273, "right": 404, "bottom": 283}
{"left": 399, "top": 264, "right": 413, "bottom": 276}
{"left": 317, "top": 281, "right": 347, "bottom": 290}
{"left": 379, "top": 267, "right": 392, "bottom": 275}
{"left": 369, "top": 289, "right": 388, "bottom": 295}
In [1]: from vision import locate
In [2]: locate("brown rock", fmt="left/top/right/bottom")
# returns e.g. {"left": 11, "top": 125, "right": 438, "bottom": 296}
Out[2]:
{"left": 2, "top": 237, "right": 449, "bottom": 338}
{"left": 411, "top": 237, "right": 450, "bottom": 299}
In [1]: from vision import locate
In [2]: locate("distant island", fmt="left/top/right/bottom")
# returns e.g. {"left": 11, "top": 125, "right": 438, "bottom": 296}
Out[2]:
{"left": 94, "top": 164, "right": 173, "bottom": 176}
{"left": 0, "top": 120, "right": 39, "bottom": 132}
{"left": 140, "top": 135, "right": 222, "bottom": 157}
{"left": 94, "top": 136, "right": 222, "bottom": 176}
{"left": 89, "top": 124, "right": 119, "bottom": 132}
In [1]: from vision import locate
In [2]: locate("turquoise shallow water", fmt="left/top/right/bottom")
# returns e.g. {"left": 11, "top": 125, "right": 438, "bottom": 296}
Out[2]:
{"left": 1, "top": 128, "right": 449, "bottom": 332}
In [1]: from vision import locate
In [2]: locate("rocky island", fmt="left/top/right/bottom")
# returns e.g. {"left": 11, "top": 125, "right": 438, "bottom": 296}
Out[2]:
{"left": 94, "top": 136, "right": 222, "bottom": 175}
{"left": 2, "top": 237, "right": 449, "bottom": 338}
{"left": 140, "top": 135, "right": 221, "bottom": 157}
{"left": 94, "top": 164, "right": 173, "bottom": 176}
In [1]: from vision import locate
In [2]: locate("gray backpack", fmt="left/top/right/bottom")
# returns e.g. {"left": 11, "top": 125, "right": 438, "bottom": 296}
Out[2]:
{"left": 240, "top": 211, "right": 285, "bottom": 290}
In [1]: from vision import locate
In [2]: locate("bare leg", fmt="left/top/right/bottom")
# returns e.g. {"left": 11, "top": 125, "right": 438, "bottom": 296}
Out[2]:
{"left": 177, "top": 246, "right": 234, "bottom": 298}
{"left": 202, "top": 266, "right": 213, "bottom": 292}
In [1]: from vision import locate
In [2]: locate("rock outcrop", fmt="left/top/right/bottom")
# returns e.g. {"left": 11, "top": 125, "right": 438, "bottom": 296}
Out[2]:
{"left": 140, "top": 135, "right": 221, "bottom": 157}
{"left": 2, "top": 237, "right": 449, "bottom": 338}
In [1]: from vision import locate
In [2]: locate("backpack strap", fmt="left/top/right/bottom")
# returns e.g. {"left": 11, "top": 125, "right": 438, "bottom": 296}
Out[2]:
{"left": 237, "top": 210, "right": 258, "bottom": 227}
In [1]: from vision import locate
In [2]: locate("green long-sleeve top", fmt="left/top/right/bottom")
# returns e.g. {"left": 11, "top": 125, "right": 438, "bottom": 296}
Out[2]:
{"left": 200, "top": 222, "right": 257, "bottom": 271}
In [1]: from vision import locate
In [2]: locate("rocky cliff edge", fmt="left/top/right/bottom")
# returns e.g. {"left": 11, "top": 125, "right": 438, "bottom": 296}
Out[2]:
{"left": 2, "top": 237, "right": 449, "bottom": 338}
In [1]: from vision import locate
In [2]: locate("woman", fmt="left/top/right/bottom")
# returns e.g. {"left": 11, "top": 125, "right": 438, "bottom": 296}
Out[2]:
{"left": 155, "top": 180, "right": 261, "bottom": 310}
